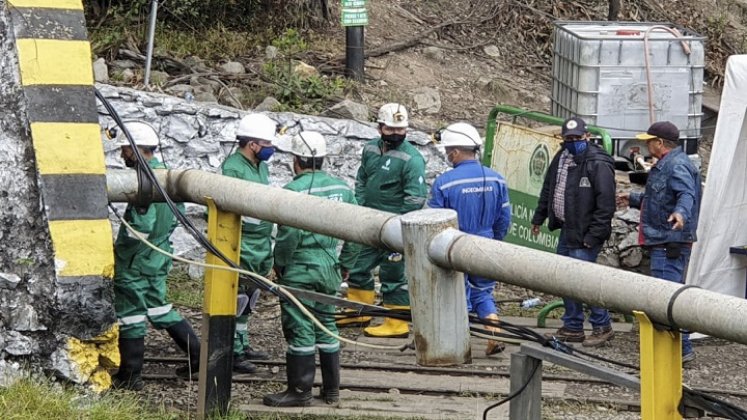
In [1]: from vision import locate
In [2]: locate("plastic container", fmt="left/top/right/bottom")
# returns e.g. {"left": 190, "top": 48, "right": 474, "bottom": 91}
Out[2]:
{"left": 521, "top": 297, "right": 542, "bottom": 309}
{"left": 551, "top": 21, "right": 705, "bottom": 156}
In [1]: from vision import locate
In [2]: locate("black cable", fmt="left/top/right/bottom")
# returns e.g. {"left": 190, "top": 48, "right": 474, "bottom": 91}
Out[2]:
{"left": 482, "top": 362, "right": 540, "bottom": 420}
{"left": 684, "top": 387, "right": 747, "bottom": 420}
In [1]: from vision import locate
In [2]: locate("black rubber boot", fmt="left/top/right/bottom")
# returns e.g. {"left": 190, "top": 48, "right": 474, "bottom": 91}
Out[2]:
{"left": 262, "top": 354, "right": 315, "bottom": 407}
{"left": 166, "top": 320, "right": 201, "bottom": 378}
{"left": 112, "top": 337, "right": 145, "bottom": 391}
{"left": 233, "top": 354, "right": 258, "bottom": 374}
{"left": 318, "top": 351, "right": 340, "bottom": 404}
{"left": 245, "top": 346, "right": 270, "bottom": 360}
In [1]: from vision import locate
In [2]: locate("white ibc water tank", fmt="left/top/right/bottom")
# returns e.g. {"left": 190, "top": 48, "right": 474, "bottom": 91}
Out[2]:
{"left": 551, "top": 21, "right": 705, "bottom": 156}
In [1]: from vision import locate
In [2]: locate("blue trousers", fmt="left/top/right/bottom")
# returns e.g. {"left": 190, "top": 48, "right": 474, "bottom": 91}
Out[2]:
{"left": 556, "top": 230, "right": 611, "bottom": 331}
{"left": 466, "top": 274, "right": 497, "bottom": 319}
{"left": 650, "top": 246, "right": 694, "bottom": 356}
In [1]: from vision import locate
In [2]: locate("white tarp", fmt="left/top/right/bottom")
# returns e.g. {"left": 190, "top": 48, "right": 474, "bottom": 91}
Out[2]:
{"left": 686, "top": 55, "right": 747, "bottom": 298}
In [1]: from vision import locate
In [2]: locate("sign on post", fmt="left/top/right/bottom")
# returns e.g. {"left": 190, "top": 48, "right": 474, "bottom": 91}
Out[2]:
{"left": 341, "top": 0, "right": 368, "bottom": 26}
{"left": 489, "top": 122, "right": 561, "bottom": 253}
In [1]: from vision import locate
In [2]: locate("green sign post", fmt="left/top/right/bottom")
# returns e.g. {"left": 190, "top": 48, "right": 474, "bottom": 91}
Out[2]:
{"left": 341, "top": 0, "right": 368, "bottom": 26}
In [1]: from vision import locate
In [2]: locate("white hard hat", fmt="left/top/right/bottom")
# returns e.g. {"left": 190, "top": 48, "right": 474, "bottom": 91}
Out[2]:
{"left": 439, "top": 122, "right": 482, "bottom": 148}
{"left": 290, "top": 131, "right": 327, "bottom": 158}
{"left": 377, "top": 103, "right": 409, "bottom": 128}
{"left": 236, "top": 113, "right": 278, "bottom": 142}
{"left": 114, "top": 121, "right": 160, "bottom": 148}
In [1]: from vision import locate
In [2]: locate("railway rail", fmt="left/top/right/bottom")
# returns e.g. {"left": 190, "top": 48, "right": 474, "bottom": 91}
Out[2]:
{"left": 140, "top": 355, "right": 747, "bottom": 416}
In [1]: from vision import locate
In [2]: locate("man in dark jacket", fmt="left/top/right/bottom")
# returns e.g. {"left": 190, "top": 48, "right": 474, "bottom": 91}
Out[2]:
{"left": 617, "top": 121, "right": 700, "bottom": 364}
{"left": 531, "top": 117, "right": 616, "bottom": 347}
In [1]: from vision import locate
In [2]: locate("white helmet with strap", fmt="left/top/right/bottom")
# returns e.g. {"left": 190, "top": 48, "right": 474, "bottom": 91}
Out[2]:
{"left": 290, "top": 131, "right": 327, "bottom": 157}
{"left": 113, "top": 121, "right": 160, "bottom": 148}
{"left": 439, "top": 122, "right": 482, "bottom": 148}
{"left": 236, "top": 113, "right": 278, "bottom": 142}
{"left": 377, "top": 103, "right": 409, "bottom": 128}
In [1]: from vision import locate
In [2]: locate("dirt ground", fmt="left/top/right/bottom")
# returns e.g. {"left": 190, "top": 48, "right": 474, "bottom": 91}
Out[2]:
{"left": 140, "top": 290, "right": 747, "bottom": 419}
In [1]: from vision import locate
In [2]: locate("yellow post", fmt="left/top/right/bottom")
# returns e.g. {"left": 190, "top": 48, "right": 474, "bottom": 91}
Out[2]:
{"left": 197, "top": 198, "right": 241, "bottom": 419}
{"left": 634, "top": 310, "right": 683, "bottom": 420}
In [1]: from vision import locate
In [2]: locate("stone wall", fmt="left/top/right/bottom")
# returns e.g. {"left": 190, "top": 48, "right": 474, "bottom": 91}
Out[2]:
{"left": 97, "top": 84, "right": 646, "bottom": 276}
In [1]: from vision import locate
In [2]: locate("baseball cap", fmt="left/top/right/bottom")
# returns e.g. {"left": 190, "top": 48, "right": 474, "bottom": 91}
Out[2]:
{"left": 636, "top": 121, "right": 679, "bottom": 142}
{"left": 561, "top": 117, "right": 587, "bottom": 138}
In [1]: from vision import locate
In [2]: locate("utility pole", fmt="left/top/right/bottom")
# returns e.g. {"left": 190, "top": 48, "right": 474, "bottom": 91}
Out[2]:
{"left": 341, "top": 0, "right": 368, "bottom": 81}
{"left": 608, "top": 0, "right": 621, "bottom": 20}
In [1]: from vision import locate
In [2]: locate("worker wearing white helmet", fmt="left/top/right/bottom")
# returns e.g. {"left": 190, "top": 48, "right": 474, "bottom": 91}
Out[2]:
{"left": 428, "top": 122, "right": 511, "bottom": 356}
{"left": 110, "top": 120, "right": 200, "bottom": 388}
{"left": 113, "top": 120, "right": 161, "bottom": 168}
{"left": 221, "top": 113, "right": 278, "bottom": 373}
{"left": 337, "top": 103, "right": 427, "bottom": 339}
{"left": 264, "top": 131, "right": 359, "bottom": 407}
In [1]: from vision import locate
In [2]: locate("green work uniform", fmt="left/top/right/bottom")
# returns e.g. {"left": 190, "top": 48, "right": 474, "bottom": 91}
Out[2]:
{"left": 114, "top": 157, "right": 184, "bottom": 339}
{"left": 221, "top": 151, "right": 274, "bottom": 356}
{"left": 350, "top": 138, "right": 427, "bottom": 305}
{"left": 275, "top": 171, "right": 359, "bottom": 356}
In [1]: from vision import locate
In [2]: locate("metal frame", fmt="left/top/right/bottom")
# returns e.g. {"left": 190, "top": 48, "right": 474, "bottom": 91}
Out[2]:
{"left": 482, "top": 104, "right": 613, "bottom": 168}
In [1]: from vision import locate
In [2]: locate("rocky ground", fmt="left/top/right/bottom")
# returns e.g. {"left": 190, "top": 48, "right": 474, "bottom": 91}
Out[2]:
{"left": 136, "top": 294, "right": 747, "bottom": 419}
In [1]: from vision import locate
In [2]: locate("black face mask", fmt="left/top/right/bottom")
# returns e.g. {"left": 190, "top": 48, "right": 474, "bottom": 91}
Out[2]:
{"left": 124, "top": 156, "right": 138, "bottom": 168}
{"left": 382, "top": 133, "right": 406, "bottom": 148}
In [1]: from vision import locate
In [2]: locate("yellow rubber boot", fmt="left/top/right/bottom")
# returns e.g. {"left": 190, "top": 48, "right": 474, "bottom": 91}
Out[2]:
{"left": 363, "top": 305, "right": 410, "bottom": 338}
{"left": 336, "top": 288, "right": 375, "bottom": 328}
{"left": 484, "top": 313, "right": 505, "bottom": 356}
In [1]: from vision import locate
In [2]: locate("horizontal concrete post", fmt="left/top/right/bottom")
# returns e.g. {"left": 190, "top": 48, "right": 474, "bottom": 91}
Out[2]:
{"left": 107, "top": 168, "right": 403, "bottom": 251}
{"left": 108, "top": 168, "right": 747, "bottom": 346}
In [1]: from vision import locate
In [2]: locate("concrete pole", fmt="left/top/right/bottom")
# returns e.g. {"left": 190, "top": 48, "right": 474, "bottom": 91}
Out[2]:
{"left": 106, "top": 168, "right": 403, "bottom": 251}
{"left": 401, "top": 209, "right": 471, "bottom": 366}
{"left": 107, "top": 168, "right": 747, "bottom": 346}
{"left": 429, "top": 230, "right": 747, "bottom": 345}
{"left": 508, "top": 352, "right": 542, "bottom": 420}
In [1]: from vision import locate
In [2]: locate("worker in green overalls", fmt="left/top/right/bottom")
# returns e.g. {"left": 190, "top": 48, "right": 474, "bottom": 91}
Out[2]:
{"left": 220, "top": 113, "right": 277, "bottom": 373}
{"left": 337, "top": 103, "right": 427, "bottom": 338}
{"left": 111, "top": 121, "right": 200, "bottom": 389}
{"left": 263, "top": 131, "right": 359, "bottom": 407}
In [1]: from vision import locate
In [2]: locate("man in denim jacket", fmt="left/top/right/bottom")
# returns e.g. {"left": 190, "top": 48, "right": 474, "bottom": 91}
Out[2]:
{"left": 618, "top": 121, "right": 701, "bottom": 364}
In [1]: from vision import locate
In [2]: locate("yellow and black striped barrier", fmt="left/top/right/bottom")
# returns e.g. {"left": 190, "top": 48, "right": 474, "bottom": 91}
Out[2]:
{"left": 8, "top": 0, "right": 113, "bottom": 280}
{"left": 7, "top": 0, "right": 116, "bottom": 390}
{"left": 198, "top": 198, "right": 241, "bottom": 418}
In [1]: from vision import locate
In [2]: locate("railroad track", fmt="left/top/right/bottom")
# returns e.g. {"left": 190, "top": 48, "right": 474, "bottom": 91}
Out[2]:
{"left": 141, "top": 356, "right": 747, "bottom": 403}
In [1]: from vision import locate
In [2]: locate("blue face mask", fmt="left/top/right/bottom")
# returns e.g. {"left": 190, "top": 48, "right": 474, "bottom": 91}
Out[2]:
{"left": 564, "top": 140, "right": 588, "bottom": 156}
{"left": 256, "top": 146, "right": 275, "bottom": 161}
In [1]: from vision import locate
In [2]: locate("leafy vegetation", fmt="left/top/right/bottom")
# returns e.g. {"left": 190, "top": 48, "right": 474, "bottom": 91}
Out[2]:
{"left": 262, "top": 29, "right": 347, "bottom": 113}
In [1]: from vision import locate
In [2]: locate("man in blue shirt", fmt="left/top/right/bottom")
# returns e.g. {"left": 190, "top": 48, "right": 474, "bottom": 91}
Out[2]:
{"left": 428, "top": 122, "right": 511, "bottom": 355}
